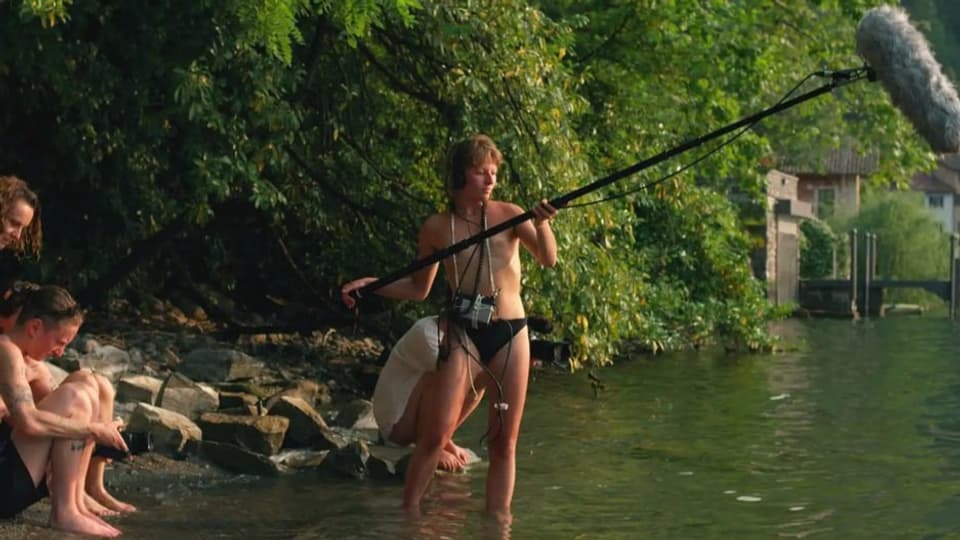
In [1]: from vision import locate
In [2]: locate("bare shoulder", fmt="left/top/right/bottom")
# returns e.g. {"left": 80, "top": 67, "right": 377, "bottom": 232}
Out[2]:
{"left": 421, "top": 212, "right": 448, "bottom": 230}
{"left": 0, "top": 336, "right": 23, "bottom": 367}
{"left": 26, "top": 360, "right": 51, "bottom": 384}
{"left": 489, "top": 201, "right": 529, "bottom": 233}
{"left": 490, "top": 200, "right": 525, "bottom": 217}
{"left": 0, "top": 336, "right": 27, "bottom": 385}
{"left": 419, "top": 212, "right": 450, "bottom": 247}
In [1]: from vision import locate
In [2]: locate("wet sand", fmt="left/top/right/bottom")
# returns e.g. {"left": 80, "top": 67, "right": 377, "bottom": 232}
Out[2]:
{"left": 0, "top": 453, "right": 229, "bottom": 538}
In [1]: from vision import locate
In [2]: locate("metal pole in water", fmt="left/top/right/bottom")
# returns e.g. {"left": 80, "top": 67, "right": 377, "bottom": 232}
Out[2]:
{"left": 850, "top": 228, "right": 858, "bottom": 318}
{"left": 871, "top": 233, "right": 878, "bottom": 316}
{"left": 864, "top": 232, "right": 872, "bottom": 319}
{"left": 951, "top": 234, "right": 956, "bottom": 320}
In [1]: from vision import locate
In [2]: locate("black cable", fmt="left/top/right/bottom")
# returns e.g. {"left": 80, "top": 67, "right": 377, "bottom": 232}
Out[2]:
{"left": 441, "top": 205, "right": 509, "bottom": 446}
{"left": 566, "top": 73, "right": 817, "bottom": 209}
{"left": 471, "top": 73, "right": 818, "bottom": 442}
{"left": 479, "top": 319, "right": 514, "bottom": 446}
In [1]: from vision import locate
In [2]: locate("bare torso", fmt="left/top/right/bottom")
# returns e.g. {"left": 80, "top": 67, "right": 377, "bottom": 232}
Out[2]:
{"left": 425, "top": 201, "right": 528, "bottom": 320}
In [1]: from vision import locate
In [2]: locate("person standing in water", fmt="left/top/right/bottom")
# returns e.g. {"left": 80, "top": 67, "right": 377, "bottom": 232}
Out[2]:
{"left": 342, "top": 134, "right": 559, "bottom": 520}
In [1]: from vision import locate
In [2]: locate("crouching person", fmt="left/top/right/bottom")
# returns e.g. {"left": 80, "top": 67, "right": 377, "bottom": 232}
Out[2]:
{"left": 0, "top": 285, "right": 127, "bottom": 537}
{"left": 0, "top": 281, "right": 135, "bottom": 515}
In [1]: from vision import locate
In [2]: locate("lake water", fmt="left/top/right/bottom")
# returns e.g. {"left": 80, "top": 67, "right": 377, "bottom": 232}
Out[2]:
{"left": 29, "top": 318, "right": 960, "bottom": 538}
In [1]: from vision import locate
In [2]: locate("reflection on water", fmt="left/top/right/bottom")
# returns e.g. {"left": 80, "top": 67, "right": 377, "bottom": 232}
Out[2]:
{"left": 57, "top": 319, "right": 960, "bottom": 538}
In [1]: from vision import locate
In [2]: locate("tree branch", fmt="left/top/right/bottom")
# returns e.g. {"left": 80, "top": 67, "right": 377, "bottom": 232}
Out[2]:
{"left": 356, "top": 42, "right": 457, "bottom": 123}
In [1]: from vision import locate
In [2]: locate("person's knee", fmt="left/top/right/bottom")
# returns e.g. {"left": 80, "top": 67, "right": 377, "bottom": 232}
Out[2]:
{"left": 486, "top": 431, "right": 519, "bottom": 462}
{"left": 65, "top": 369, "right": 100, "bottom": 394}
{"left": 56, "top": 382, "right": 95, "bottom": 417}
{"left": 93, "top": 373, "right": 115, "bottom": 401}
{"left": 416, "top": 419, "right": 456, "bottom": 450}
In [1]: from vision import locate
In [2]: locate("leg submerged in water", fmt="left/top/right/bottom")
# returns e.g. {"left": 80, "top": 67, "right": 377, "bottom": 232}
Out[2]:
{"left": 483, "top": 326, "right": 530, "bottom": 520}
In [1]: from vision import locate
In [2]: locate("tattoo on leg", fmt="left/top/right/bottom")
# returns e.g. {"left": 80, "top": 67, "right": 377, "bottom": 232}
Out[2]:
{"left": 70, "top": 440, "right": 85, "bottom": 452}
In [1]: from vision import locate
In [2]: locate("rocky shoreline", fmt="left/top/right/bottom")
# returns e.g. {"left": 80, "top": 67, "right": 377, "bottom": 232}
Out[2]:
{"left": 0, "top": 299, "right": 439, "bottom": 536}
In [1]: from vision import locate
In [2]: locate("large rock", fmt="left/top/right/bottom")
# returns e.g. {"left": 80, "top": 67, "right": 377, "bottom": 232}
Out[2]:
{"left": 321, "top": 440, "right": 370, "bottom": 480}
{"left": 197, "top": 412, "right": 289, "bottom": 456}
{"left": 200, "top": 441, "right": 282, "bottom": 476}
{"left": 156, "top": 373, "right": 219, "bottom": 419}
{"left": 333, "top": 399, "right": 377, "bottom": 430}
{"left": 178, "top": 348, "right": 264, "bottom": 382}
{"left": 217, "top": 405, "right": 260, "bottom": 416}
{"left": 126, "top": 403, "right": 202, "bottom": 455}
{"left": 117, "top": 375, "right": 164, "bottom": 405}
{"left": 367, "top": 453, "right": 400, "bottom": 482}
{"left": 72, "top": 345, "right": 131, "bottom": 382}
{"left": 267, "top": 396, "right": 345, "bottom": 450}
{"left": 270, "top": 449, "right": 329, "bottom": 470}
{"left": 264, "top": 379, "right": 332, "bottom": 410}
{"left": 218, "top": 391, "right": 260, "bottom": 410}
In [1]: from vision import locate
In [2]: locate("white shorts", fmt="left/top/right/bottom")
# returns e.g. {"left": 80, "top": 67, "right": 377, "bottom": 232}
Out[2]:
{"left": 372, "top": 317, "right": 442, "bottom": 443}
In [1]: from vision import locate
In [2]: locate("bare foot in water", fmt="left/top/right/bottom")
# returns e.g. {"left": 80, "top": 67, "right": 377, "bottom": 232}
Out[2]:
{"left": 83, "top": 493, "right": 119, "bottom": 517}
{"left": 447, "top": 442, "right": 471, "bottom": 464}
{"left": 89, "top": 487, "right": 137, "bottom": 513}
{"left": 438, "top": 449, "right": 465, "bottom": 472}
{"left": 50, "top": 508, "right": 122, "bottom": 538}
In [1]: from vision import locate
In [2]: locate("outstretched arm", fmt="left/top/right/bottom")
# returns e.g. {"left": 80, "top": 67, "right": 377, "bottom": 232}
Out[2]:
{"left": 517, "top": 199, "right": 558, "bottom": 267}
{"left": 342, "top": 216, "right": 444, "bottom": 307}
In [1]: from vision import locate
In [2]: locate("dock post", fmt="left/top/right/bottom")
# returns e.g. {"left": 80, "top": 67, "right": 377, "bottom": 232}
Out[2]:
{"left": 850, "top": 229, "right": 858, "bottom": 318}
{"left": 864, "top": 232, "right": 872, "bottom": 319}
{"left": 951, "top": 233, "right": 958, "bottom": 320}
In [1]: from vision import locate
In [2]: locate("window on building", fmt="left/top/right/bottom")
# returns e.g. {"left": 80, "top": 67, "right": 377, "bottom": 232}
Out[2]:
{"left": 928, "top": 194, "right": 945, "bottom": 208}
{"left": 815, "top": 188, "right": 836, "bottom": 219}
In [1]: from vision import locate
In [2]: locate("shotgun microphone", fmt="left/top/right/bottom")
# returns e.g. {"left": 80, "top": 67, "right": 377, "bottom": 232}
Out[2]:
{"left": 856, "top": 5, "right": 960, "bottom": 153}
{"left": 342, "top": 7, "right": 960, "bottom": 303}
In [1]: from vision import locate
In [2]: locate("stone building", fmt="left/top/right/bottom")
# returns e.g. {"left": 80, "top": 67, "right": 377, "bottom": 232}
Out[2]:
{"left": 754, "top": 170, "right": 813, "bottom": 304}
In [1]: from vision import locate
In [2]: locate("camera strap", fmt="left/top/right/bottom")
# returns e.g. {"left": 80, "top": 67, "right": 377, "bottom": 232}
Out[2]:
{"left": 450, "top": 205, "right": 496, "bottom": 297}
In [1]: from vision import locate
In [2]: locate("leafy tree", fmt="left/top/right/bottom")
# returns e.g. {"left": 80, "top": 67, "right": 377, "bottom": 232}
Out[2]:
{"left": 901, "top": 0, "right": 960, "bottom": 81}
{"left": 800, "top": 219, "right": 839, "bottom": 279}
{"left": 838, "top": 191, "right": 950, "bottom": 305}
{"left": 0, "top": 0, "right": 946, "bottom": 367}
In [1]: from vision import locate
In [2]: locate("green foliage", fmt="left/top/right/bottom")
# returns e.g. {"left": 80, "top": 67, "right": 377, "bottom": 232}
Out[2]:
{"left": 0, "top": 0, "right": 944, "bottom": 367}
{"left": 228, "top": 0, "right": 312, "bottom": 63}
{"left": 800, "top": 219, "right": 839, "bottom": 279}
{"left": 902, "top": 0, "right": 960, "bottom": 81}
{"left": 838, "top": 191, "right": 950, "bottom": 305}
{"left": 18, "top": 0, "right": 72, "bottom": 27}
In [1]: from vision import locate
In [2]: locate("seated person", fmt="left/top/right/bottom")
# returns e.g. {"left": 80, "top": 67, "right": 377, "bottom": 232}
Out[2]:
{"left": 0, "top": 281, "right": 135, "bottom": 515}
{"left": 0, "top": 285, "right": 128, "bottom": 537}
{"left": 373, "top": 316, "right": 482, "bottom": 472}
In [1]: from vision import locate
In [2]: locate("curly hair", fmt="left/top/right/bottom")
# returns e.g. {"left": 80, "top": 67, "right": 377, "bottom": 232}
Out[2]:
{"left": 0, "top": 176, "right": 41, "bottom": 258}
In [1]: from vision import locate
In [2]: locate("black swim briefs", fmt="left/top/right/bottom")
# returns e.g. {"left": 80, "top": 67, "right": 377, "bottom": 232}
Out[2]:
{"left": 0, "top": 421, "right": 48, "bottom": 518}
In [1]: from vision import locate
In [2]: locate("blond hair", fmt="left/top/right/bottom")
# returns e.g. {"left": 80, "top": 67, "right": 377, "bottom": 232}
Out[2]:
{"left": 443, "top": 134, "right": 503, "bottom": 206}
